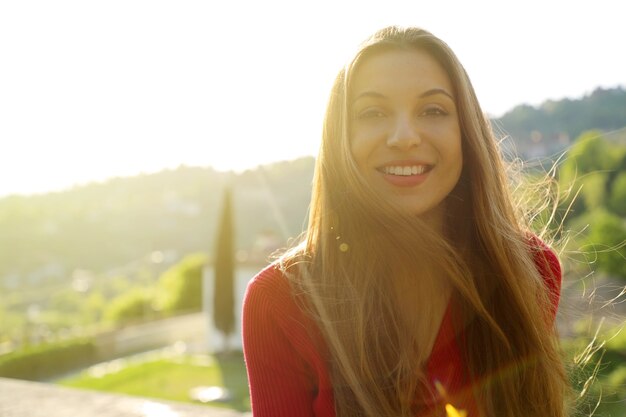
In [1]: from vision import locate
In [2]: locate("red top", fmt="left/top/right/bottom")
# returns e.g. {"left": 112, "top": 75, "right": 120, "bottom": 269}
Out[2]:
{"left": 242, "top": 243, "right": 561, "bottom": 417}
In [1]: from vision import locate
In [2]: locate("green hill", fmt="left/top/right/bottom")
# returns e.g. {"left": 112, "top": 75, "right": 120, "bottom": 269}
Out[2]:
{"left": 0, "top": 158, "right": 314, "bottom": 291}
{"left": 493, "top": 85, "right": 626, "bottom": 159}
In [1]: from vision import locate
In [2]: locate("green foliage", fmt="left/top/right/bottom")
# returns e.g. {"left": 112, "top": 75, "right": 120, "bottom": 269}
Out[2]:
{"left": 157, "top": 253, "right": 207, "bottom": 315}
{"left": 559, "top": 131, "right": 626, "bottom": 218}
{"left": 0, "top": 338, "right": 96, "bottom": 381}
{"left": 607, "top": 364, "right": 626, "bottom": 388}
{"left": 588, "top": 211, "right": 626, "bottom": 279}
{"left": 580, "top": 172, "right": 609, "bottom": 210}
{"left": 608, "top": 171, "right": 626, "bottom": 216}
{"left": 563, "top": 324, "right": 626, "bottom": 417}
{"left": 104, "top": 287, "right": 157, "bottom": 325}
{"left": 559, "top": 131, "right": 618, "bottom": 184}
{"left": 605, "top": 326, "right": 626, "bottom": 351}
{"left": 576, "top": 209, "right": 626, "bottom": 280}
{"left": 214, "top": 188, "right": 235, "bottom": 337}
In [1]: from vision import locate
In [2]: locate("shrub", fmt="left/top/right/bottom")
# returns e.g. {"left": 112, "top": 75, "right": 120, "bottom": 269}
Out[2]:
{"left": 0, "top": 338, "right": 96, "bottom": 381}
{"left": 104, "top": 287, "right": 157, "bottom": 325}
{"left": 156, "top": 253, "right": 207, "bottom": 315}
{"left": 608, "top": 171, "right": 626, "bottom": 216}
{"left": 570, "top": 209, "right": 626, "bottom": 280}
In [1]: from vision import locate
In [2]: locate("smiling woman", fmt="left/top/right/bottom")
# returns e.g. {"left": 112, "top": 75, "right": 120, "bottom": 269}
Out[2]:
{"left": 242, "top": 26, "right": 569, "bottom": 417}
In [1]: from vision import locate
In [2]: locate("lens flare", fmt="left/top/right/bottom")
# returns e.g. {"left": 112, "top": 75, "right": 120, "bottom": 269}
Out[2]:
{"left": 445, "top": 403, "right": 467, "bottom": 417}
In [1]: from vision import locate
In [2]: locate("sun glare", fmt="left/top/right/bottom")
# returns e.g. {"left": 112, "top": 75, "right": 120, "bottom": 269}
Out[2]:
{"left": 0, "top": 1, "right": 623, "bottom": 197}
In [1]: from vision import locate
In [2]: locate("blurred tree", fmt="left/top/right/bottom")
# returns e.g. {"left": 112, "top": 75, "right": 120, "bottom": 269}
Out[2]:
{"left": 157, "top": 253, "right": 207, "bottom": 315}
{"left": 608, "top": 172, "right": 626, "bottom": 217}
{"left": 104, "top": 287, "right": 156, "bottom": 325}
{"left": 583, "top": 210, "right": 626, "bottom": 280}
{"left": 213, "top": 188, "right": 235, "bottom": 352}
{"left": 580, "top": 172, "right": 609, "bottom": 210}
{"left": 559, "top": 131, "right": 617, "bottom": 184}
{"left": 559, "top": 131, "right": 622, "bottom": 217}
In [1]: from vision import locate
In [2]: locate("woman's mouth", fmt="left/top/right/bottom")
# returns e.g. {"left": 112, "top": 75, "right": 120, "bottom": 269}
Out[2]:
{"left": 376, "top": 163, "right": 433, "bottom": 187}
{"left": 379, "top": 165, "right": 432, "bottom": 176}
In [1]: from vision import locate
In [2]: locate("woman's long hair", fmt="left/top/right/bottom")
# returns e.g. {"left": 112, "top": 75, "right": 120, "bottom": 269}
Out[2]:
{"left": 279, "top": 26, "right": 568, "bottom": 416}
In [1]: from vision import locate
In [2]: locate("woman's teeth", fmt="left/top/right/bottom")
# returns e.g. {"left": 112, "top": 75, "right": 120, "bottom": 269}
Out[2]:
{"left": 383, "top": 165, "right": 427, "bottom": 176}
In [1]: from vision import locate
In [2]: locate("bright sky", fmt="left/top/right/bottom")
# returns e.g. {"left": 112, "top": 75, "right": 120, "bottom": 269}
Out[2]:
{"left": 1, "top": 0, "right": 624, "bottom": 197}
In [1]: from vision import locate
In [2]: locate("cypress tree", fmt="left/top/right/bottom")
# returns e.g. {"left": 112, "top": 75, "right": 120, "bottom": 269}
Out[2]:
{"left": 213, "top": 187, "right": 235, "bottom": 351}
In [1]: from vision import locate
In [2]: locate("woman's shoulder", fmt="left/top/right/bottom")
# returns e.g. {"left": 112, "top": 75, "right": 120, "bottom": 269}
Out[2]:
{"left": 242, "top": 261, "right": 326, "bottom": 361}
{"left": 243, "top": 261, "right": 303, "bottom": 316}
{"left": 526, "top": 235, "right": 562, "bottom": 314}
{"left": 247, "top": 262, "right": 290, "bottom": 291}
{"left": 527, "top": 235, "right": 561, "bottom": 283}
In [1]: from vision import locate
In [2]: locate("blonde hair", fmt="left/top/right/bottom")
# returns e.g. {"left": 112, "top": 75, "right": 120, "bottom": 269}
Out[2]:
{"left": 280, "top": 26, "right": 568, "bottom": 416}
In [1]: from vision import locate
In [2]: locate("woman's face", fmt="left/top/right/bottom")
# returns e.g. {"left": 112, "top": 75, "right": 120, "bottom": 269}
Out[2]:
{"left": 349, "top": 48, "right": 463, "bottom": 220}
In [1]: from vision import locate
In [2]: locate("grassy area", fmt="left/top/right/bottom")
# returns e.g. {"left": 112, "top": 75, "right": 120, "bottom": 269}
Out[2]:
{"left": 561, "top": 322, "right": 626, "bottom": 417}
{"left": 57, "top": 350, "right": 250, "bottom": 411}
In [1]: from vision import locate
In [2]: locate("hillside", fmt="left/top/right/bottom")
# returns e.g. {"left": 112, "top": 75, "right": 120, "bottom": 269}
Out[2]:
{"left": 493, "top": 85, "right": 626, "bottom": 159}
{"left": 0, "top": 158, "right": 314, "bottom": 290}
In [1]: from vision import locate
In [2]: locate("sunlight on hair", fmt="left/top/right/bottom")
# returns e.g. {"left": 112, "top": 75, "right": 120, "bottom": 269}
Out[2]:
{"left": 575, "top": 317, "right": 608, "bottom": 371}
{"left": 574, "top": 318, "right": 610, "bottom": 403}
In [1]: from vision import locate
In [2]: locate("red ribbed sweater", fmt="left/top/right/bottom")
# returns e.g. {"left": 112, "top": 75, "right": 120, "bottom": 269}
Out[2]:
{"left": 242, "top": 243, "right": 561, "bottom": 417}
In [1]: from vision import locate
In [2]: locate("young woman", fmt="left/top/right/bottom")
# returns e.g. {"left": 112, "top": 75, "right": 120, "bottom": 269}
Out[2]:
{"left": 242, "top": 26, "right": 568, "bottom": 417}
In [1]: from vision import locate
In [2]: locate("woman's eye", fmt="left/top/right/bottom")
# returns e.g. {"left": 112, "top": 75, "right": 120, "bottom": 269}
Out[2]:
{"left": 357, "top": 108, "right": 386, "bottom": 120}
{"left": 420, "top": 106, "right": 448, "bottom": 117}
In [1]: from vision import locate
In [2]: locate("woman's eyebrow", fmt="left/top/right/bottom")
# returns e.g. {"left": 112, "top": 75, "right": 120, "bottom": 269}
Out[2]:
{"left": 353, "top": 88, "right": 454, "bottom": 102}
{"left": 419, "top": 88, "right": 454, "bottom": 100}
{"left": 353, "top": 91, "right": 386, "bottom": 102}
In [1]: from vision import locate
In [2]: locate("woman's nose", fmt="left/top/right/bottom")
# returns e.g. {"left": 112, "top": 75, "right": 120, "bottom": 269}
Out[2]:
{"left": 386, "top": 115, "right": 421, "bottom": 150}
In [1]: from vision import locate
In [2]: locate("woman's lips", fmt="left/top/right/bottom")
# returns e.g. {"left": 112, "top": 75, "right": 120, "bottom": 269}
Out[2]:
{"left": 376, "top": 163, "right": 433, "bottom": 187}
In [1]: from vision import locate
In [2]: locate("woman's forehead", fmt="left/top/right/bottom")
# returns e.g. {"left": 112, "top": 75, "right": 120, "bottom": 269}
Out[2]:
{"left": 348, "top": 49, "right": 454, "bottom": 100}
